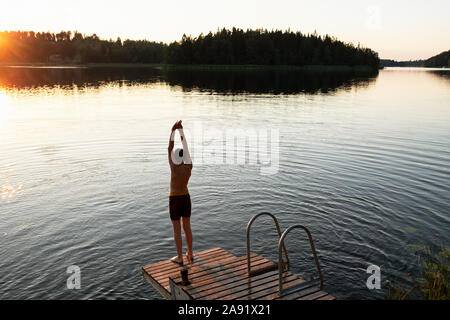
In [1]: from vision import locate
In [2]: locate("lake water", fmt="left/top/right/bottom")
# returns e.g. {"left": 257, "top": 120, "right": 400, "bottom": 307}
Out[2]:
{"left": 0, "top": 66, "right": 449, "bottom": 299}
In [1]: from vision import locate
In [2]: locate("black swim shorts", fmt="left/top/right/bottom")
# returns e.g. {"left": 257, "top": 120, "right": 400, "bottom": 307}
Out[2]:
{"left": 169, "top": 194, "right": 191, "bottom": 221}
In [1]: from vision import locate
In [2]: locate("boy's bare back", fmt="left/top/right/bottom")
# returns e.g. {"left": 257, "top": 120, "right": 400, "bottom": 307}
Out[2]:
{"left": 169, "top": 163, "right": 192, "bottom": 195}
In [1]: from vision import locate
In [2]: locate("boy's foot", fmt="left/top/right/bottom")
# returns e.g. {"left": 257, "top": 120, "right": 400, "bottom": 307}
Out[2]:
{"left": 170, "top": 256, "right": 184, "bottom": 265}
{"left": 185, "top": 252, "right": 194, "bottom": 263}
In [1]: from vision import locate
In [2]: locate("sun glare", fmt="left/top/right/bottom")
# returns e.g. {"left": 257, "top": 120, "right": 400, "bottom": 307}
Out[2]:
{"left": 0, "top": 33, "right": 6, "bottom": 47}
{"left": 0, "top": 92, "right": 13, "bottom": 124}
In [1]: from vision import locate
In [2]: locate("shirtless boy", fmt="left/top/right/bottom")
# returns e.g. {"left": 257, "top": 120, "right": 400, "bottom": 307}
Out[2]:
{"left": 168, "top": 120, "right": 193, "bottom": 265}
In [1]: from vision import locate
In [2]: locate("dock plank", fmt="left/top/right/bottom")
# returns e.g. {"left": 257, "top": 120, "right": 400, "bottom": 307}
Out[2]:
{"left": 158, "top": 252, "right": 250, "bottom": 281}
{"left": 201, "top": 270, "right": 279, "bottom": 300}
{"left": 317, "top": 294, "right": 336, "bottom": 300}
{"left": 144, "top": 247, "right": 231, "bottom": 274}
{"left": 142, "top": 247, "right": 221, "bottom": 270}
{"left": 188, "top": 258, "right": 278, "bottom": 299}
{"left": 227, "top": 275, "right": 303, "bottom": 300}
{"left": 208, "top": 272, "right": 295, "bottom": 300}
{"left": 297, "top": 290, "right": 329, "bottom": 300}
{"left": 171, "top": 254, "right": 268, "bottom": 283}
{"left": 142, "top": 248, "right": 235, "bottom": 296}
{"left": 276, "top": 285, "right": 322, "bottom": 300}
{"left": 192, "top": 263, "right": 279, "bottom": 299}
{"left": 150, "top": 249, "right": 235, "bottom": 279}
{"left": 142, "top": 247, "right": 335, "bottom": 300}
{"left": 157, "top": 254, "right": 267, "bottom": 293}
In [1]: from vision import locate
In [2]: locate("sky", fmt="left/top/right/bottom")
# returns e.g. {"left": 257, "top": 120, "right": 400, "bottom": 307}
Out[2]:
{"left": 0, "top": 0, "right": 449, "bottom": 60}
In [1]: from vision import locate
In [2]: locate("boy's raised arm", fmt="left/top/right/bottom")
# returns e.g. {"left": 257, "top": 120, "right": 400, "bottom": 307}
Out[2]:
{"left": 168, "top": 120, "right": 181, "bottom": 165}
{"left": 178, "top": 128, "right": 192, "bottom": 165}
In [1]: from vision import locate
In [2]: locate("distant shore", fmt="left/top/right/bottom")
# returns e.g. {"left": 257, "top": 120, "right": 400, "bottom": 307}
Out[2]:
{"left": 159, "top": 64, "right": 378, "bottom": 72}
{"left": 0, "top": 62, "right": 378, "bottom": 72}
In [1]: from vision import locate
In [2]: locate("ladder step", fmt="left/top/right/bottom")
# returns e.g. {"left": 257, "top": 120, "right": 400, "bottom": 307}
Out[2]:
{"left": 249, "top": 263, "right": 278, "bottom": 277}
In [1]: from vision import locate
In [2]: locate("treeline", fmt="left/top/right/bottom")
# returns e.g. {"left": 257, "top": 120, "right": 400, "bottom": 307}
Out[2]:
{"left": 380, "top": 50, "right": 450, "bottom": 68}
{"left": 0, "top": 28, "right": 379, "bottom": 68}
{"left": 424, "top": 50, "right": 450, "bottom": 68}
{"left": 0, "top": 31, "right": 165, "bottom": 63}
{"left": 380, "top": 59, "right": 424, "bottom": 67}
{"left": 167, "top": 28, "right": 379, "bottom": 68}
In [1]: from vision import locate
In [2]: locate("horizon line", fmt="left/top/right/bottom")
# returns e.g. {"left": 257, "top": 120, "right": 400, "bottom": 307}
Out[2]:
{"left": 1, "top": 28, "right": 445, "bottom": 61}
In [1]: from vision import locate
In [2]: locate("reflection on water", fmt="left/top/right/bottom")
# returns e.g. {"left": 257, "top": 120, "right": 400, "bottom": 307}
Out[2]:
{"left": 431, "top": 70, "right": 450, "bottom": 80}
{"left": 162, "top": 68, "right": 378, "bottom": 94}
{"left": 0, "top": 66, "right": 449, "bottom": 300}
{"left": 0, "top": 183, "right": 23, "bottom": 200}
{"left": 0, "top": 66, "right": 161, "bottom": 89}
{"left": 0, "top": 66, "right": 378, "bottom": 94}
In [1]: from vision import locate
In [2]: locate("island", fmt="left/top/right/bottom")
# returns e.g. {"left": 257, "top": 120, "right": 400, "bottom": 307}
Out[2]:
{"left": 0, "top": 28, "right": 379, "bottom": 70}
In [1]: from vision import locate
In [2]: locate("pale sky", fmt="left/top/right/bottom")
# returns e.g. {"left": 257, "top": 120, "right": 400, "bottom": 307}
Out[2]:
{"left": 0, "top": 0, "right": 449, "bottom": 60}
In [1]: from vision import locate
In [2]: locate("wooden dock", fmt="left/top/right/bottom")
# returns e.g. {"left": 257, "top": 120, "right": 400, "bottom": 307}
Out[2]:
{"left": 142, "top": 247, "right": 335, "bottom": 300}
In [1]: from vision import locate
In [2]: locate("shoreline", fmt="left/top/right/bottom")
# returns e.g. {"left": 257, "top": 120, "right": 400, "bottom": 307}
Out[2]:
{"left": 0, "top": 62, "right": 379, "bottom": 72}
{"left": 8, "top": 62, "right": 449, "bottom": 72}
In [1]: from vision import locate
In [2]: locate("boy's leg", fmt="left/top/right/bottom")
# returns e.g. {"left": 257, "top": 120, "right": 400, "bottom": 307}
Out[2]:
{"left": 182, "top": 217, "right": 193, "bottom": 260}
{"left": 171, "top": 219, "right": 183, "bottom": 264}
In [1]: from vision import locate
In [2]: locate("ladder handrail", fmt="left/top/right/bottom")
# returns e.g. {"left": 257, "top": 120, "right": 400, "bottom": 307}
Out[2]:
{"left": 278, "top": 225, "right": 324, "bottom": 294}
{"left": 246, "top": 212, "right": 290, "bottom": 276}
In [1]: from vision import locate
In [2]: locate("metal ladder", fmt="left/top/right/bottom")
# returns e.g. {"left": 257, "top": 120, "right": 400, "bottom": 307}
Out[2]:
{"left": 246, "top": 212, "right": 290, "bottom": 277}
{"left": 246, "top": 212, "right": 324, "bottom": 296}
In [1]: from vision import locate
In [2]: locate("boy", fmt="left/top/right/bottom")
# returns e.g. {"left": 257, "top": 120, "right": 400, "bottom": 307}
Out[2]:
{"left": 168, "top": 120, "right": 193, "bottom": 265}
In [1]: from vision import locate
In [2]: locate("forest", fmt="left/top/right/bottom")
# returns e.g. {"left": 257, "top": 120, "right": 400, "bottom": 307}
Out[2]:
{"left": 0, "top": 28, "right": 380, "bottom": 68}
{"left": 424, "top": 50, "right": 450, "bottom": 68}
{"left": 0, "top": 30, "right": 165, "bottom": 64}
{"left": 380, "top": 59, "right": 424, "bottom": 67}
{"left": 379, "top": 50, "right": 450, "bottom": 68}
